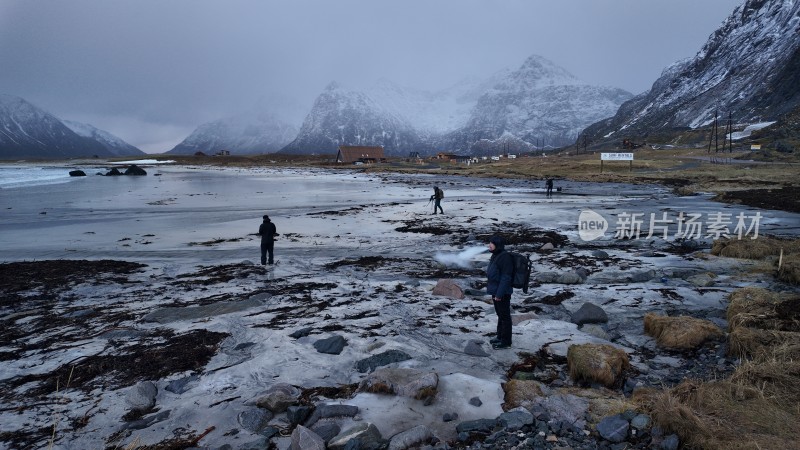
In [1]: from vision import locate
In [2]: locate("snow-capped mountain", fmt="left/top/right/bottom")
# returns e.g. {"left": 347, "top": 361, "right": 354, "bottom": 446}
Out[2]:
{"left": 280, "top": 82, "right": 428, "bottom": 156}
{"left": 63, "top": 120, "right": 144, "bottom": 157}
{"left": 167, "top": 109, "right": 298, "bottom": 155}
{"left": 582, "top": 0, "right": 800, "bottom": 143}
{"left": 0, "top": 94, "right": 112, "bottom": 159}
{"left": 441, "top": 55, "right": 633, "bottom": 153}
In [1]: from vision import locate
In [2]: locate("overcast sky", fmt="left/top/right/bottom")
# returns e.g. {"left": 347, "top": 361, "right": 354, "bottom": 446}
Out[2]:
{"left": 0, "top": 0, "right": 744, "bottom": 153}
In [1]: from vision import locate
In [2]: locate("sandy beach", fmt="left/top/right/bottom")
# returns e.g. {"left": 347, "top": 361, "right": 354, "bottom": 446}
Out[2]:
{"left": 1, "top": 164, "right": 799, "bottom": 449}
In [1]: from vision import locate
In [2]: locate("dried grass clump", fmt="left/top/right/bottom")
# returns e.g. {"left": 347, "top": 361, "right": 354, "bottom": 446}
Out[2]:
{"left": 778, "top": 253, "right": 800, "bottom": 285}
{"left": 711, "top": 236, "right": 800, "bottom": 260}
{"left": 644, "top": 379, "right": 800, "bottom": 450}
{"left": 728, "top": 327, "right": 800, "bottom": 359}
{"left": 502, "top": 379, "right": 544, "bottom": 411}
{"left": 727, "top": 287, "right": 800, "bottom": 333}
{"left": 730, "top": 346, "right": 800, "bottom": 405}
{"left": 643, "top": 313, "right": 724, "bottom": 349}
{"left": 567, "top": 343, "right": 629, "bottom": 388}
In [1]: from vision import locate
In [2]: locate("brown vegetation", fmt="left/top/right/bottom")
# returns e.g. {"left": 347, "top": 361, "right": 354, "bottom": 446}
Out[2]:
{"left": 643, "top": 313, "right": 724, "bottom": 350}
{"left": 566, "top": 343, "right": 629, "bottom": 388}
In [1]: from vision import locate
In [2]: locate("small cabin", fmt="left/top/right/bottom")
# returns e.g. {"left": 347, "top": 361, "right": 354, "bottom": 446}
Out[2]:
{"left": 336, "top": 145, "right": 386, "bottom": 164}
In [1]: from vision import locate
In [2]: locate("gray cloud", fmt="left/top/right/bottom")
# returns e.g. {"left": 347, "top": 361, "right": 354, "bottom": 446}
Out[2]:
{"left": 0, "top": 0, "right": 743, "bottom": 152}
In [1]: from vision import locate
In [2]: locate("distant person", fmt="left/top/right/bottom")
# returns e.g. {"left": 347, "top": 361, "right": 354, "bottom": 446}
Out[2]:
{"left": 545, "top": 178, "right": 554, "bottom": 198}
{"left": 258, "top": 215, "right": 277, "bottom": 265}
{"left": 487, "top": 235, "right": 514, "bottom": 349}
{"left": 430, "top": 186, "right": 444, "bottom": 214}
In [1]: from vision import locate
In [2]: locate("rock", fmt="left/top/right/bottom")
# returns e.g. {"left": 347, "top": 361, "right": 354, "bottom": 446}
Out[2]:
{"left": 358, "top": 367, "right": 439, "bottom": 400}
{"left": 661, "top": 433, "right": 680, "bottom": 450}
{"left": 432, "top": 279, "right": 464, "bottom": 299}
{"left": 354, "top": 349, "right": 412, "bottom": 373}
{"left": 630, "top": 414, "right": 651, "bottom": 430}
{"left": 104, "top": 167, "right": 123, "bottom": 176}
{"left": 237, "top": 408, "right": 273, "bottom": 433}
{"left": 328, "top": 422, "right": 383, "bottom": 450}
{"left": 570, "top": 302, "right": 608, "bottom": 325}
{"left": 304, "top": 404, "right": 359, "bottom": 428}
{"left": 311, "top": 422, "right": 341, "bottom": 443}
{"left": 680, "top": 240, "right": 700, "bottom": 251}
{"left": 289, "top": 327, "right": 313, "bottom": 339}
{"left": 455, "top": 418, "right": 497, "bottom": 434}
{"left": 534, "top": 272, "right": 559, "bottom": 283}
{"left": 687, "top": 273, "right": 716, "bottom": 287}
{"left": 498, "top": 408, "right": 534, "bottom": 431}
{"left": 443, "top": 412, "right": 459, "bottom": 422}
{"left": 124, "top": 164, "right": 147, "bottom": 176}
{"left": 596, "top": 414, "right": 629, "bottom": 443}
{"left": 126, "top": 381, "right": 157, "bottom": 413}
{"left": 468, "top": 396, "right": 482, "bottom": 407}
{"left": 164, "top": 375, "right": 198, "bottom": 394}
{"left": 502, "top": 379, "right": 544, "bottom": 410}
{"left": 540, "top": 243, "right": 555, "bottom": 251}
{"left": 575, "top": 267, "right": 590, "bottom": 280}
{"left": 313, "top": 335, "right": 347, "bottom": 354}
{"left": 122, "top": 410, "right": 170, "bottom": 431}
{"left": 557, "top": 272, "right": 584, "bottom": 284}
{"left": 255, "top": 383, "right": 300, "bottom": 413}
{"left": 291, "top": 425, "right": 325, "bottom": 450}
{"left": 580, "top": 324, "right": 609, "bottom": 340}
{"left": 287, "top": 405, "right": 313, "bottom": 426}
{"left": 511, "top": 312, "right": 538, "bottom": 326}
{"left": 531, "top": 394, "right": 589, "bottom": 430}
{"left": 464, "top": 340, "right": 490, "bottom": 357}
{"left": 628, "top": 270, "right": 656, "bottom": 283}
{"left": 68, "top": 170, "right": 86, "bottom": 177}
{"left": 567, "top": 343, "right": 629, "bottom": 387}
{"left": 592, "top": 250, "right": 609, "bottom": 259}
{"left": 388, "top": 424, "right": 433, "bottom": 450}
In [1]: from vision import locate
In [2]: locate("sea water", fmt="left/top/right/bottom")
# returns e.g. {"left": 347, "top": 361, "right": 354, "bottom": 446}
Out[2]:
{"left": 0, "top": 165, "right": 79, "bottom": 189}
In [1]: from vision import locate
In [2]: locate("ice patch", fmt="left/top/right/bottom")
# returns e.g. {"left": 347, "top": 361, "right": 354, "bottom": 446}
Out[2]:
{"left": 434, "top": 246, "right": 487, "bottom": 268}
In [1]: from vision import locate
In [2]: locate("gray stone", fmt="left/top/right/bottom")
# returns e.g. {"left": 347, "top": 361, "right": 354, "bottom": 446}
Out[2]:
{"left": 575, "top": 267, "right": 590, "bottom": 280}
{"left": 304, "top": 403, "right": 359, "bottom": 427}
{"left": 468, "top": 397, "right": 482, "bottom": 407}
{"left": 358, "top": 367, "right": 439, "bottom": 399}
{"left": 432, "top": 279, "right": 465, "bottom": 299}
{"left": 124, "top": 164, "right": 147, "bottom": 176}
{"left": 256, "top": 390, "right": 296, "bottom": 413}
{"left": 498, "top": 408, "right": 534, "bottom": 431}
{"left": 289, "top": 327, "right": 313, "bottom": 339}
{"left": 464, "top": 340, "right": 490, "bottom": 357}
{"left": 328, "top": 422, "right": 383, "bottom": 450}
{"left": 596, "top": 414, "right": 629, "bottom": 443}
{"left": 69, "top": 170, "right": 86, "bottom": 177}
{"left": 237, "top": 408, "right": 273, "bottom": 433}
{"left": 287, "top": 405, "right": 313, "bottom": 426}
{"left": 661, "top": 434, "right": 680, "bottom": 450}
{"left": 557, "top": 272, "right": 584, "bottom": 284}
{"left": 629, "top": 270, "right": 656, "bottom": 283}
{"left": 535, "top": 272, "right": 559, "bottom": 283}
{"left": 313, "top": 335, "right": 347, "bottom": 354}
{"left": 630, "top": 414, "right": 651, "bottom": 430}
{"left": 122, "top": 410, "right": 170, "bottom": 431}
{"left": 443, "top": 412, "right": 459, "bottom": 422}
{"left": 580, "top": 324, "right": 609, "bottom": 340}
{"left": 388, "top": 424, "right": 433, "bottom": 450}
{"left": 126, "top": 381, "right": 157, "bottom": 412}
{"left": 687, "top": 273, "right": 716, "bottom": 287}
{"left": 570, "top": 302, "right": 608, "bottom": 325}
{"left": 592, "top": 250, "right": 610, "bottom": 259}
{"left": 455, "top": 418, "right": 497, "bottom": 434}
{"left": 531, "top": 394, "right": 589, "bottom": 430}
{"left": 291, "top": 425, "right": 325, "bottom": 450}
{"left": 354, "top": 349, "right": 412, "bottom": 373}
{"left": 311, "top": 422, "right": 341, "bottom": 443}
{"left": 540, "top": 243, "right": 555, "bottom": 251}
{"left": 164, "top": 375, "right": 199, "bottom": 394}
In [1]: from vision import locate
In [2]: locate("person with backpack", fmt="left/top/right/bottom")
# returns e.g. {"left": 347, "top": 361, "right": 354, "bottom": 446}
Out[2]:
{"left": 486, "top": 234, "right": 514, "bottom": 349}
{"left": 430, "top": 186, "right": 444, "bottom": 214}
{"left": 258, "top": 214, "right": 277, "bottom": 265}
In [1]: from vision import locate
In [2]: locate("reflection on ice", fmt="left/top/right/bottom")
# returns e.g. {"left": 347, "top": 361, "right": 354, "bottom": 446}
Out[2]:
{"left": 434, "top": 246, "right": 488, "bottom": 268}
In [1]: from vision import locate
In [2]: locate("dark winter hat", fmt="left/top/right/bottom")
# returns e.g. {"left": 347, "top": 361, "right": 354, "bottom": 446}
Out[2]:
{"left": 489, "top": 234, "right": 506, "bottom": 252}
{"left": 263, "top": 215, "right": 270, "bottom": 220}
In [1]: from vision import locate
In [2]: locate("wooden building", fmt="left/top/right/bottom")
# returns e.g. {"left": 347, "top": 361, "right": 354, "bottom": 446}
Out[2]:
{"left": 336, "top": 145, "right": 386, "bottom": 164}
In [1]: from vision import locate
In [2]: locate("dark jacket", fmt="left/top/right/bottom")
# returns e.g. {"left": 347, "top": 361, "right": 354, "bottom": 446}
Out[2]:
{"left": 487, "top": 237, "right": 514, "bottom": 298}
{"left": 258, "top": 220, "right": 277, "bottom": 242}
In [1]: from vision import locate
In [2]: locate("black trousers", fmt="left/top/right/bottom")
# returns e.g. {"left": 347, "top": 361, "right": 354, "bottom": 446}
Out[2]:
{"left": 433, "top": 199, "right": 443, "bottom": 214}
{"left": 493, "top": 294, "right": 512, "bottom": 345}
{"left": 261, "top": 241, "right": 274, "bottom": 265}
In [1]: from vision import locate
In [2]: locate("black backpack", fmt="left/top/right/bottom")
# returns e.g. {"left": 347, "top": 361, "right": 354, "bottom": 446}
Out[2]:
{"left": 504, "top": 252, "right": 532, "bottom": 293}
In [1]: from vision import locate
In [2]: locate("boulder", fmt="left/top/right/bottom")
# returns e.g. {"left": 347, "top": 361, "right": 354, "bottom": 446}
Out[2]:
{"left": 124, "top": 164, "right": 147, "bottom": 176}
{"left": 255, "top": 383, "right": 300, "bottom": 413}
{"left": 358, "top": 367, "right": 439, "bottom": 400}
{"left": 498, "top": 407, "right": 534, "bottom": 431}
{"left": 432, "top": 279, "right": 464, "bottom": 299}
{"left": 287, "top": 405, "right": 313, "bottom": 426}
{"left": 289, "top": 327, "right": 313, "bottom": 339}
{"left": 455, "top": 418, "right": 497, "bottom": 434}
{"left": 567, "top": 343, "right": 629, "bottom": 387}
{"left": 304, "top": 404, "right": 359, "bottom": 428}
{"left": 311, "top": 422, "right": 341, "bottom": 443}
{"left": 328, "top": 422, "right": 383, "bottom": 450}
{"left": 464, "top": 340, "right": 490, "bottom": 357}
{"left": 540, "top": 242, "right": 555, "bottom": 251}
{"left": 592, "top": 250, "right": 610, "bottom": 259}
{"left": 643, "top": 313, "right": 724, "bottom": 350}
{"left": 125, "top": 381, "right": 157, "bottom": 413}
{"left": 313, "top": 335, "right": 347, "bottom": 354}
{"left": 687, "top": 273, "right": 716, "bottom": 287}
{"left": 354, "top": 349, "right": 412, "bottom": 373}
{"left": 596, "top": 414, "right": 629, "bottom": 443}
{"left": 68, "top": 170, "right": 86, "bottom": 177}
{"left": 628, "top": 270, "right": 656, "bottom": 283}
{"left": 104, "top": 167, "right": 123, "bottom": 176}
{"left": 291, "top": 425, "right": 325, "bottom": 450}
{"left": 580, "top": 323, "right": 610, "bottom": 340}
{"left": 557, "top": 272, "right": 584, "bottom": 284}
{"left": 388, "top": 424, "right": 433, "bottom": 450}
{"left": 570, "top": 302, "right": 608, "bottom": 325}
{"left": 237, "top": 408, "right": 273, "bottom": 433}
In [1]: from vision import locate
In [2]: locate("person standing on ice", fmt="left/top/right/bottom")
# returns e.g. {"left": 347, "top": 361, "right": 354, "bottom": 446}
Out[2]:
{"left": 258, "top": 215, "right": 277, "bottom": 265}
{"left": 486, "top": 235, "right": 514, "bottom": 349}
{"left": 430, "top": 186, "right": 444, "bottom": 214}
